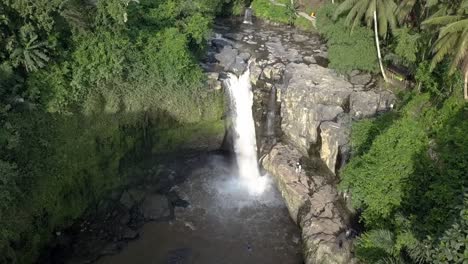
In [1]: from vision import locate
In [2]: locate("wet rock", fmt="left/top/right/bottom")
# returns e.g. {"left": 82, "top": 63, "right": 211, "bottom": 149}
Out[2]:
{"left": 206, "top": 72, "right": 222, "bottom": 90}
{"left": 168, "top": 190, "right": 190, "bottom": 208}
{"left": 223, "top": 33, "right": 243, "bottom": 41}
{"left": 100, "top": 242, "right": 125, "bottom": 256}
{"left": 231, "top": 56, "right": 248, "bottom": 75}
{"left": 211, "top": 38, "right": 232, "bottom": 49}
{"left": 121, "top": 228, "right": 139, "bottom": 240}
{"left": 120, "top": 210, "right": 131, "bottom": 225}
{"left": 128, "top": 188, "right": 146, "bottom": 204}
{"left": 262, "top": 65, "right": 274, "bottom": 79}
{"left": 140, "top": 194, "right": 170, "bottom": 221}
{"left": 184, "top": 221, "right": 196, "bottom": 231}
{"left": 239, "top": 52, "right": 251, "bottom": 61}
{"left": 250, "top": 63, "right": 263, "bottom": 85}
{"left": 119, "top": 191, "right": 134, "bottom": 210}
{"left": 214, "top": 46, "right": 237, "bottom": 71}
{"left": 272, "top": 62, "right": 285, "bottom": 81}
{"left": 293, "top": 34, "right": 308, "bottom": 42}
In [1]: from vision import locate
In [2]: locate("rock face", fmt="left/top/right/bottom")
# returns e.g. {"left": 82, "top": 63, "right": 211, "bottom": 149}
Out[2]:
{"left": 204, "top": 19, "right": 397, "bottom": 264}
{"left": 281, "top": 63, "right": 395, "bottom": 173}
{"left": 263, "top": 143, "right": 355, "bottom": 264}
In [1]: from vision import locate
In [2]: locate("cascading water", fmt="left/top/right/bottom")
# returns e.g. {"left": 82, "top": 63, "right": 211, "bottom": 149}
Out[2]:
{"left": 225, "top": 65, "right": 266, "bottom": 194}
{"left": 265, "top": 86, "right": 277, "bottom": 137}
{"left": 243, "top": 7, "right": 253, "bottom": 24}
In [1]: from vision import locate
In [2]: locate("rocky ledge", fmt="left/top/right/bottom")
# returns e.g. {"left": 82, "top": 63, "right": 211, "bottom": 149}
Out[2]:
{"left": 263, "top": 143, "right": 355, "bottom": 264}
{"left": 281, "top": 62, "right": 395, "bottom": 174}
{"left": 204, "top": 18, "right": 396, "bottom": 264}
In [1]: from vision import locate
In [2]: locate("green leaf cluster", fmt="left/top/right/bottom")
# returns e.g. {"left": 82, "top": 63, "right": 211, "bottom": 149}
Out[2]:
{"left": 316, "top": 3, "right": 379, "bottom": 73}
{"left": 342, "top": 91, "right": 468, "bottom": 263}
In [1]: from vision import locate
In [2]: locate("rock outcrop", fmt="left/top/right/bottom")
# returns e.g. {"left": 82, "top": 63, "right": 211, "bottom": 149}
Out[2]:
{"left": 204, "top": 19, "right": 397, "bottom": 264}
{"left": 263, "top": 143, "right": 355, "bottom": 264}
{"left": 281, "top": 63, "right": 395, "bottom": 173}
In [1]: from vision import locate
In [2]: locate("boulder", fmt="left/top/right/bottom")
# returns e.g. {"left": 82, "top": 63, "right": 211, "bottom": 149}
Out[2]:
{"left": 121, "top": 228, "right": 139, "bottom": 240}
{"left": 211, "top": 38, "right": 233, "bottom": 49}
{"left": 281, "top": 63, "right": 352, "bottom": 154}
{"left": 293, "top": 33, "right": 308, "bottom": 42}
{"left": 231, "top": 56, "right": 248, "bottom": 75}
{"left": 250, "top": 63, "right": 263, "bottom": 85}
{"left": 304, "top": 56, "right": 316, "bottom": 64}
{"left": 238, "top": 52, "right": 251, "bottom": 61}
{"left": 140, "top": 194, "right": 170, "bottom": 221}
{"left": 119, "top": 191, "right": 134, "bottom": 210}
{"left": 262, "top": 65, "right": 274, "bottom": 79}
{"left": 349, "top": 73, "right": 372, "bottom": 86}
{"left": 272, "top": 62, "right": 285, "bottom": 80}
{"left": 128, "top": 188, "right": 146, "bottom": 204}
{"left": 319, "top": 115, "right": 351, "bottom": 174}
{"left": 350, "top": 90, "right": 395, "bottom": 119}
{"left": 214, "top": 46, "right": 237, "bottom": 71}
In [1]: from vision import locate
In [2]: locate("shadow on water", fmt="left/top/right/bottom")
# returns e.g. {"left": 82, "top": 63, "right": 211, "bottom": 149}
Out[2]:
{"left": 7, "top": 105, "right": 303, "bottom": 264}
{"left": 0, "top": 107, "right": 224, "bottom": 264}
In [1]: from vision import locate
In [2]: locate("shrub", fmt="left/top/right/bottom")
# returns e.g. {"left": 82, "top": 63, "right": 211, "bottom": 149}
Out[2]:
{"left": 316, "top": 3, "right": 379, "bottom": 73}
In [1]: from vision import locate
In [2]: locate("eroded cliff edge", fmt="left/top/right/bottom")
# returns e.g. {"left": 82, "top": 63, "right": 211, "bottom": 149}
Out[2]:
{"left": 206, "top": 18, "right": 395, "bottom": 264}
{"left": 260, "top": 62, "right": 395, "bottom": 263}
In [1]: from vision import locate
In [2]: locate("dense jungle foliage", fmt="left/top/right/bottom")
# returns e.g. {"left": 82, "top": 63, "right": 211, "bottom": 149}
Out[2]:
{"left": 255, "top": 0, "right": 468, "bottom": 262}
{"left": 313, "top": 0, "right": 467, "bottom": 263}
{"left": 0, "top": 0, "right": 248, "bottom": 262}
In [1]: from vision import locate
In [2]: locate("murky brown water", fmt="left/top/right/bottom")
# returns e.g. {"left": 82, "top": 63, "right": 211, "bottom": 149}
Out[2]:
{"left": 96, "top": 154, "right": 302, "bottom": 264}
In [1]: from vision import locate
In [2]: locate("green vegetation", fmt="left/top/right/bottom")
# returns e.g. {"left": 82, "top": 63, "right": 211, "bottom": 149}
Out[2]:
{"left": 0, "top": 0, "right": 249, "bottom": 262}
{"left": 343, "top": 91, "right": 467, "bottom": 263}
{"left": 320, "top": 0, "right": 468, "bottom": 263}
{"left": 251, "top": 0, "right": 316, "bottom": 31}
{"left": 251, "top": 0, "right": 290, "bottom": 24}
{"left": 316, "top": 3, "right": 379, "bottom": 73}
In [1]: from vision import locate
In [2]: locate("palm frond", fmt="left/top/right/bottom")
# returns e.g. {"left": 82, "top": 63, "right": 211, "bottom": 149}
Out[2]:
{"left": 423, "top": 15, "right": 463, "bottom": 26}
{"left": 430, "top": 33, "right": 459, "bottom": 69}
{"left": 449, "top": 29, "right": 468, "bottom": 74}
{"left": 376, "top": 256, "right": 407, "bottom": 264}
{"left": 334, "top": 0, "right": 360, "bottom": 20}
{"left": 357, "top": 229, "right": 396, "bottom": 256}
{"left": 439, "top": 19, "right": 468, "bottom": 38}
{"left": 378, "top": 3, "right": 388, "bottom": 36}
{"left": 396, "top": 0, "right": 417, "bottom": 23}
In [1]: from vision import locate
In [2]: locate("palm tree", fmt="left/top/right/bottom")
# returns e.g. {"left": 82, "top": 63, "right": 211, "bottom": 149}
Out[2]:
{"left": 10, "top": 25, "right": 50, "bottom": 72}
{"left": 334, "top": 0, "right": 398, "bottom": 82}
{"left": 423, "top": 2, "right": 468, "bottom": 100}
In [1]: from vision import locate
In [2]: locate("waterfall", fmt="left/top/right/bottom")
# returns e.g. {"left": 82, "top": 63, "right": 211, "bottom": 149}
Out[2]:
{"left": 243, "top": 7, "right": 253, "bottom": 24}
{"left": 265, "top": 86, "right": 276, "bottom": 137}
{"left": 225, "top": 66, "right": 266, "bottom": 194}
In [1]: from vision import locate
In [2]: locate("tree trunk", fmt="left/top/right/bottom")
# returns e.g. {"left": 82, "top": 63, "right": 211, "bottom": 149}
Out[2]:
{"left": 373, "top": 11, "right": 388, "bottom": 83}
{"left": 464, "top": 70, "right": 467, "bottom": 101}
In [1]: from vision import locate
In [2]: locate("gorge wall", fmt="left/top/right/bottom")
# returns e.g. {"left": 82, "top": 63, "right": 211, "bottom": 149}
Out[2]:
{"left": 206, "top": 18, "right": 395, "bottom": 264}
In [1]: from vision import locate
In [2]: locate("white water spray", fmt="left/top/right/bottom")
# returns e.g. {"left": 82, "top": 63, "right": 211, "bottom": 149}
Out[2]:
{"left": 225, "top": 66, "right": 266, "bottom": 195}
